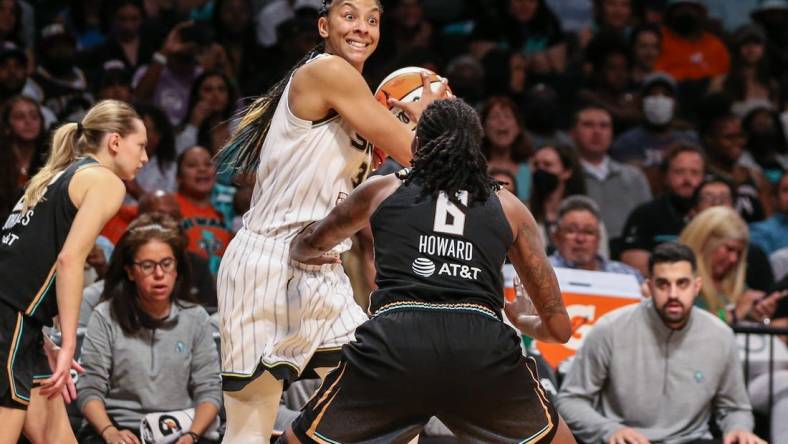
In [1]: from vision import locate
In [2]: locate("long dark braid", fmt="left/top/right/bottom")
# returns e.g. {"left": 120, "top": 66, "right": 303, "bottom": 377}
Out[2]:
{"left": 215, "top": 0, "right": 383, "bottom": 177}
{"left": 405, "top": 99, "right": 498, "bottom": 205}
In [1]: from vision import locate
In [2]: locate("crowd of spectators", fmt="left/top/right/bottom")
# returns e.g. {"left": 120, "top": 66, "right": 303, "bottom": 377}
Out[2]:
{"left": 4, "top": 0, "right": 788, "bottom": 442}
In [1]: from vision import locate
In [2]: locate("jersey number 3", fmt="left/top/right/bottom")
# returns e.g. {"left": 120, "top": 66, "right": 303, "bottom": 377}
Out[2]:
{"left": 433, "top": 191, "right": 467, "bottom": 236}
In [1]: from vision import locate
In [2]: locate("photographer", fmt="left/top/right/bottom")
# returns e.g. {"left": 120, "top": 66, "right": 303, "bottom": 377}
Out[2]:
{"left": 133, "top": 21, "right": 232, "bottom": 126}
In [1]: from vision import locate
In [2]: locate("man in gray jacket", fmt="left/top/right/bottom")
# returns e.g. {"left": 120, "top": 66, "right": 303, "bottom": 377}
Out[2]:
{"left": 556, "top": 242, "right": 764, "bottom": 444}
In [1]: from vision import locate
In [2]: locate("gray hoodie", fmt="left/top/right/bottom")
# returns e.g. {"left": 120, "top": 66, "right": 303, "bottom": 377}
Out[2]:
{"left": 77, "top": 301, "right": 222, "bottom": 430}
{"left": 556, "top": 299, "right": 753, "bottom": 444}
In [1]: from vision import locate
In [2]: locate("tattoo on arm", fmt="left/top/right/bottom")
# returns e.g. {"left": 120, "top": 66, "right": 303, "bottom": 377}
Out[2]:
{"left": 514, "top": 214, "right": 566, "bottom": 320}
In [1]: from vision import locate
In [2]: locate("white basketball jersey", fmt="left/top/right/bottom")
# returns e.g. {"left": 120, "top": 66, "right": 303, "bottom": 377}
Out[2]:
{"left": 242, "top": 56, "right": 373, "bottom": 249}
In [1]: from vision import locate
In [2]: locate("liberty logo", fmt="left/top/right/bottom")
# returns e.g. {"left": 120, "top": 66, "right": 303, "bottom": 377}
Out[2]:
{"left": 176, "top": 341, "right": 186, "bottom": 353}
{"left": 694, "top": 371, "right": 704, "bottom": 383}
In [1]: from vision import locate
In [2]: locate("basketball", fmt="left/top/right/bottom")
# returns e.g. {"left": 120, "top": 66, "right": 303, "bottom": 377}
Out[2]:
{"left": 371, "top": 67, "right": 450, "bottom": 166}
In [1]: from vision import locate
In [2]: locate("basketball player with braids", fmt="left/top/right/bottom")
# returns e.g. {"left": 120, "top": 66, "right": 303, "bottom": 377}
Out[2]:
{"left": 214, "top": 0, "right": 447, "bottom": 441}
{"left": 284, "top": 99, "right": 575, "bottom": 443}
{"left": 0, "top": 100, "right": 148, "bottom": 444}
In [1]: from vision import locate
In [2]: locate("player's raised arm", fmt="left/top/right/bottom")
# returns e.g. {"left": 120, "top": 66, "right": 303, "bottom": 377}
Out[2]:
{"left": 290, "top": 174, "right": 401, "bottom": 264}
{"left": 499, "top": 190, "right": 571, "bottom": 344}
{"left": 293, "top": 55, "right": 446, "bottom": 166}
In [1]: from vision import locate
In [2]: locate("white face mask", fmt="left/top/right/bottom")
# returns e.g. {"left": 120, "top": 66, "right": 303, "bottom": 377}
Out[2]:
{"left": 643, "top": 95, "right": 674, "bottom": 126}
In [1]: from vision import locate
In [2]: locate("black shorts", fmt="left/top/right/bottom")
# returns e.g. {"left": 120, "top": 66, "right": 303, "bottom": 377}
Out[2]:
{"left": 0, "top": 300, "right": 50, "bottom": 410}
{"left": 291, "top": 306, "right": 559, "bottom": 444}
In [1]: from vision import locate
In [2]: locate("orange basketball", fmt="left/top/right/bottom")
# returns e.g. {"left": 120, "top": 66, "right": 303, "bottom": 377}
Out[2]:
{"left": 371, "top": 67, "right": 450, "bottom": 167}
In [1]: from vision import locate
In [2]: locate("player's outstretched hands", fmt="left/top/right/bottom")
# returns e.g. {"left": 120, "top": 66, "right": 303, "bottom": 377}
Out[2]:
{"left": 388, "top": 72, "right": 450, "bottom": 123}
{"left": 723, "top": 429, "right": 767, "bottom": 444}
{"left": 608, "top": 427, "right": 651, "bottom": 444}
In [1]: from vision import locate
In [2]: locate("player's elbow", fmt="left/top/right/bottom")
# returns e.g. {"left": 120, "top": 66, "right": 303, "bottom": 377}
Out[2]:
{"left": 56, "top": 251, "right": 82, "bottom": 272}
{"left": 549, "top": 315, "right": 572, "bottom": 344}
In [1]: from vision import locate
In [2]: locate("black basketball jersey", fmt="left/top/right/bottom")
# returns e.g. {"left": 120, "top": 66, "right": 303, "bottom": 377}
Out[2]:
{"left": 0, "top": 157, "right": 98, "bottom": 325}
{"left": 369, "top": 171, "right": 514, "bottom": 315}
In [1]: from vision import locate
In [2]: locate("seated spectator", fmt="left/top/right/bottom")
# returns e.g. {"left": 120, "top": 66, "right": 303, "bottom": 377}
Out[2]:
{"left": 2, "top": 95, "right": 47, "bottom": 183}
{"left": 213, "top": 0, "right": 269, "bottom": 97}
{"left": 176, "top": 70, "right": 236, "bottom": 153}
{"left": 699, "top": 97, "right": 768, "bottom": 222}
{"left": 571, "top": 104, "right": 651, "bottom": 241}
{"left": 127, "top": 104, "right": 178, "bottom": 200}
{"left": 594, "top": 0, "right": 633, "bottom": 36}
{"left": 58, "top": 0, "right": 105, "bottom": 51}
{"left": 176, "top": 145, "right": 233, "bottom": 274}
{"left": 93, "top": 60, "right": 133, "bottom": 103}
{"left": 0, "top": 42, "right": 58, "bottom": 126}
{"left": 680, "top": 206, "right": 775, "bottom": 323}
{"left": 132, "top": 21, "right": 205, "bottom": 126}
{"left": 480, "top": 96, "right": 532, "bottom": 200}
{"left": 619, "top": 143, "right": 705, "bottom": 275}
{"left": 520, "top": 84, "right": 574, "bottom": 149}
{"left": 29, "top": 23, "right": 94, "bottom": 120}
{"left": 77, "top": 214, "right": 221, "bottom": 444}
{"left": 611, "top": 72, "right": 699, "bottom": 169}
{"left": 749, "top": 171, "right": 788, "bottom": 255}
{"left": 654, "top": 1, "right": 730, "bottom": 82}
{"left": 556, "top": 242, "right": 761, "bottom": 444}
{"left": 470, "top": 0, "right": 567, "bottom": 77}
{"left": 81, "top": 191, "right": 219, "bottom": 327}
{"left": 549, "top": 195, "right": 641, "bottom": 283}
{"left": 742, "top": 103, "right": 788, "bottom": 184}
{"left": 747, "top": 284, "right": 788, "bottom": 444}
{"left": 579, "top": 30, "right": 642, "bottom": 132}
{"left": 80, "top": 0, "right": 160, "bottom": 81}
{"left": 529, "top": 144, "right": 595, "bottom": 253}
{"left": 690, "top": 176, "right": 775, "bottom": 294}
{"left": 708, "top": 24, "right": 778, "bottom": 116}
{"left": 254, "top": 0, "right": 320, "bottom": 48}
{"left": 139, "top": 190, "right": 218, "bottom": 308}
{"left": 629, "top": 23, "right": 662, "bottom": 86}
{"left": 488, "top": 167, "right": 517, "bottom": 194}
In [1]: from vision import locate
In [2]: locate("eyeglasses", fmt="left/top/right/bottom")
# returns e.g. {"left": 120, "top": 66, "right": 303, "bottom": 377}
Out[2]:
{"left": 558, "top": 225, "right": 599, "bottom": 238}
{"left": 133, "top": 257, "right": 177, "bottom": 275}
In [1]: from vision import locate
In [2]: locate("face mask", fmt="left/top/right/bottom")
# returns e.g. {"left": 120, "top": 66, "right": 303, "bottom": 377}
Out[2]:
{"left": 643, "top": 95, "right": 674, "bottom": 126}
{"left": 532, "top": 169, "right": 560, "bottom": 196}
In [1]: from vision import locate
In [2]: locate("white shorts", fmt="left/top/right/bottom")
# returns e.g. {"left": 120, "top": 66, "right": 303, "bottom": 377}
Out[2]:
{"left": 217, "top": 228, "right": 367, "bottom": 390}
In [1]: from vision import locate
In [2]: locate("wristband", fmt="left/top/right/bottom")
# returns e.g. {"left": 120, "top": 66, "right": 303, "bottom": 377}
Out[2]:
{"left": 153, "top": 52, "right": 167, "bottom": 65}
{"left": 185, "top": 431, "right": 200, "bottom": 443}
{"left": 99, "top": 424, "right": 116, "bottom": 437}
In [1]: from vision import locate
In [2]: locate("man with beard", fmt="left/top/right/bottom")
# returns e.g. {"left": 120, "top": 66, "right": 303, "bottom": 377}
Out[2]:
{"left": 0, "top": 42, "right": 56, "bottom": 125}
{"left": 28, "top": 23, "right": 93, "bottom": 120}
{"left": 556, "top": 242, "right": 764, "bottom": 444}
{"left": 619, "top": 143, "right": 705, "bottom": 276}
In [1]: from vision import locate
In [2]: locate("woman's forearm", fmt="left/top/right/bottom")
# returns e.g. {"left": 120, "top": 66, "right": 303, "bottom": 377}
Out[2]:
{"left": 188, "top": 401, "right": 220, "bottom": 436}
{"left": 82, "top": 398, "right": 115, "bottom": 437}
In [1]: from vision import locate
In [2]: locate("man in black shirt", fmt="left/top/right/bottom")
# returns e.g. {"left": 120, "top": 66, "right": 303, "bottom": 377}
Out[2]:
{"left": 620, "top": 143, "right": 705, "bottom": 275}
{"left": 279, "top": 100, "right": 574, "bottom": 444}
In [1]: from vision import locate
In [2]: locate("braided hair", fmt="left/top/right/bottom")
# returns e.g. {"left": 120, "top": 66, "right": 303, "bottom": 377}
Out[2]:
{"left": 405, "top": 99, "right": 498, "bottom": 205}
{"left": 215, "top": 0, "right": 383, "bottom": 176}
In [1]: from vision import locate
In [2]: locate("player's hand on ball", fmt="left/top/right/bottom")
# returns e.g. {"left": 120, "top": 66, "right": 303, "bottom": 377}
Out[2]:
{"left": 388, "top": 72, "right": 449, "bottom": 122}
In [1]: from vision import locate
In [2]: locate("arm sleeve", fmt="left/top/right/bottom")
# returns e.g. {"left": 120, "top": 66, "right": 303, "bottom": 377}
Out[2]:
{"left": 76, "top": 309, "right": 114, "bottom": 412}
{"left": 714, "top": 331, "right": 755, "bottom": 434}
{"left": 188, "top": 310, "right": 223, "bottom": 410}
{"left": 555, "top": 320, "right": 623, "bottom": 443}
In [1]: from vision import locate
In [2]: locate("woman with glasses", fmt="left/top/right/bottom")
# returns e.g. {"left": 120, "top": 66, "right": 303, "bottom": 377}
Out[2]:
{"left": 76, "top": 214, "right": 222, "bottom": 444}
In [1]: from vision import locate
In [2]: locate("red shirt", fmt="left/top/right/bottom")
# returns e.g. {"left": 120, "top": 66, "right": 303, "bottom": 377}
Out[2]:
{"left": 655, "top": 26, "right": 730, "bottom": 81}
{"left": 175, "top": 193, "right": 232, "bottom": 262}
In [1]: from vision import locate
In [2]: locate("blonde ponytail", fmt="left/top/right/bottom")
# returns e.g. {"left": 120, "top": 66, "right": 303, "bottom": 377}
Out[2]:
{"left": 21, "top": 122, "right": 80, "bottom": 213}
{"left": 20, "top": 99, "right": 141, "bottom": 213}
